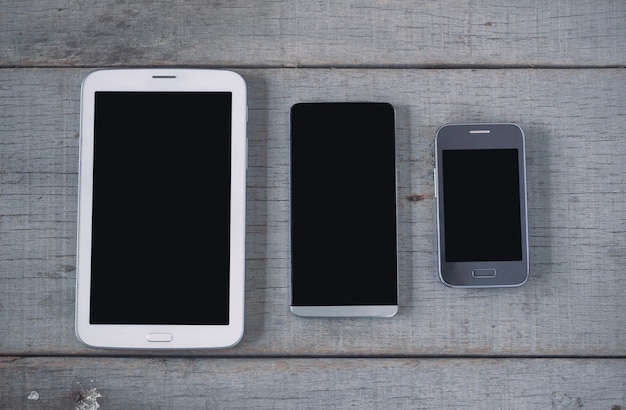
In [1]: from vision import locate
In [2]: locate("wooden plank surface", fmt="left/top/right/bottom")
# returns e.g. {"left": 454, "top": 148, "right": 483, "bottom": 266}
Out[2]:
{"left": 1, "top": 357, "right": 625, "bottom": 409}
{"left": 1, "top": 68, "right": 625, "bottom": 356}
{"left": 2, "top": 0, "right": 626, "bottom": 67}
{"left": 2, "top": 0, "right": 626, "bottom": 406}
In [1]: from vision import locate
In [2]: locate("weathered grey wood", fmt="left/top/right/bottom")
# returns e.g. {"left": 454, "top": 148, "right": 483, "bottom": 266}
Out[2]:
{"left": 1, "top": 357, "right": 625, "bottom": 409}
{"left": 1, "top": 68, "right": 625, "bottom": 356}
{"left": 2, "top": 0, "right": 624, "bottom": 405}
{"left": 2, "top": 1, "right": 626, "bottom": 67}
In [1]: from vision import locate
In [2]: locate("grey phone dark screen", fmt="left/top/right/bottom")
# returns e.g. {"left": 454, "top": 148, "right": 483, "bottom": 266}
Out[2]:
{"left": 442, "top": 149, "right": 522, "bottom": 262}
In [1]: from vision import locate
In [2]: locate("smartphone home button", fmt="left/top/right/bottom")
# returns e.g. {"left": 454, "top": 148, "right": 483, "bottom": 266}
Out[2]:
{"left": 146, "top": 333, "right": 173, "bottom": 342}
{"left": 472, "top": 269, "right": 496, "bottom": 278}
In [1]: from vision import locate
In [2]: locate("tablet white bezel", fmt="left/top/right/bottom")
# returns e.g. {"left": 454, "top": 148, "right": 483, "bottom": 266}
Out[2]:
{"left": 76, "top": 69, "right": 246, "bottom": 349}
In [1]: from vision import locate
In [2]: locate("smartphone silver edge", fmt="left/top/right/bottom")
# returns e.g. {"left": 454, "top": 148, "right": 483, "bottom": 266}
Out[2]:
{"left": 289, "top": 102, "right": 399, "bottom": 316}
{"left": 290, "top": 305, "right": 398, "bottom": 318}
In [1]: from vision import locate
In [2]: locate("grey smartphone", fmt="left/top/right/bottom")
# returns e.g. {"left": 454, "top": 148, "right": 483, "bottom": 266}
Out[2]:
{"left": 434, "top": 123, "right": 529, "bottom": 287}
{"left": 290, "top": 102, "right": 398, "bottom": 317}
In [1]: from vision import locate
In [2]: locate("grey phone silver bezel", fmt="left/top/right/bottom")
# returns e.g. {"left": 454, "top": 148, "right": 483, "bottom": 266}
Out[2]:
{"left": 434, "top": 123, "right": 529, "bottom": 288}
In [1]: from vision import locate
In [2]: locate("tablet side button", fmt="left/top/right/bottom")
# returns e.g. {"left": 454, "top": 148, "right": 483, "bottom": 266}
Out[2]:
{"left": 146, "top": 333, "right": 173, "bottom": 342}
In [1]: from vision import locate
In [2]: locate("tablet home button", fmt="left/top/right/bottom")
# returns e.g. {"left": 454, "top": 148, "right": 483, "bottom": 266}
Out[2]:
{"left": 147, "top": 333, "right": 173, "bottom": 342}
{"left": 472, "top": 268, "right": 496, "bottom": 278}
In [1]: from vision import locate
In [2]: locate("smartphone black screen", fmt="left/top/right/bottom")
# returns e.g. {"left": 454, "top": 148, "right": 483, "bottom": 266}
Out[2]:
{"left": 442, "top": 149, "right": 522, "bottom": 262}
{"left": 90, "top": 92, "right": 231, "bottom": 325}
{"left": 290, "top": 103, "right": 398, "bottom": 307}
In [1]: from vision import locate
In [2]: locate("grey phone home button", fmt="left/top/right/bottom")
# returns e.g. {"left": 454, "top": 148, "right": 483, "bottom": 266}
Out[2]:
{"left": 472, "top": 268, "right": 496, "bottom": 278}
{"left": 146, "top": 333, "right": 173, "bottom": 342}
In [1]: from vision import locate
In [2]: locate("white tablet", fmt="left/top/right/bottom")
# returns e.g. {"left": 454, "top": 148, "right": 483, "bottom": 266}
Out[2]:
{"left": 76, "top": 69, "right": 247, "bottom": 349}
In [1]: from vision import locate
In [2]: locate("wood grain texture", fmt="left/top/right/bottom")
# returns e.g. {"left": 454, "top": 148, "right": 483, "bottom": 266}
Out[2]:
{"left": 0, "top": 68, "right": 625, "bottom": 356}
{"left": 1, "top": 357, "right": 625, "bottom": 409}
{"left": 2, "top": 0, "right": 624, "bottom": 404}
{"left": 2, "top": 0, "right": 626, "bottom": 67}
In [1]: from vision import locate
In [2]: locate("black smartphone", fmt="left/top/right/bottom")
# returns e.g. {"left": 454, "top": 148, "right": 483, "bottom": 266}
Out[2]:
{"left": 434, "top": 123, "right": 529, "bottom": 287}
{"left": 290, "top": 102, "right": 398, "bottom": 317}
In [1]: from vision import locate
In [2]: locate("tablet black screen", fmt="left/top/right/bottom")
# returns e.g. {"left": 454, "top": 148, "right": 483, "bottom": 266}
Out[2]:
{"left": 90, "top": 92, "right": 231, "bottom": 325}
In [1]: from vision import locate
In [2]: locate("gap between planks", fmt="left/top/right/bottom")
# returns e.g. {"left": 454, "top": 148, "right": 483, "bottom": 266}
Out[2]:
{"left": 1, "top": 64, "right": 625, "bottom": 70}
